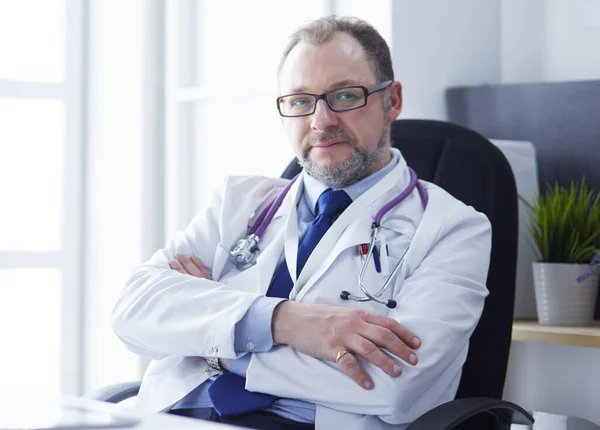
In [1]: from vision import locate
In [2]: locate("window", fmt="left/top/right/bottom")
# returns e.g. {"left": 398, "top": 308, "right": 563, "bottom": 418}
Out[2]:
{"left": 0, "top": 0, "right": 85, "bottom": 395}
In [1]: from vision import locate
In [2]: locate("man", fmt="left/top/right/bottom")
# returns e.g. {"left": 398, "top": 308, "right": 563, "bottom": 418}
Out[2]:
{"left": 112, "top": 16, "right": 491, "bottom": 430}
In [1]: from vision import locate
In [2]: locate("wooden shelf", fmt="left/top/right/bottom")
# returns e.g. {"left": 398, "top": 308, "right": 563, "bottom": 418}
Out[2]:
{"left": 512, "top": 320, "right": 600, "bottom": 348}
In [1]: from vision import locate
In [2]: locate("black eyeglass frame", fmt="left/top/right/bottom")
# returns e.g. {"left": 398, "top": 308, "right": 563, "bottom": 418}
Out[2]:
{"left": 276, "top": 80, "right": 393, "bottom": 118}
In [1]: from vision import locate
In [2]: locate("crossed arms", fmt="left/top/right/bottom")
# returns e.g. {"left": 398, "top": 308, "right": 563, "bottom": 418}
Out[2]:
{"left": 111, "top": 178, "right": 490, "bottom": 424}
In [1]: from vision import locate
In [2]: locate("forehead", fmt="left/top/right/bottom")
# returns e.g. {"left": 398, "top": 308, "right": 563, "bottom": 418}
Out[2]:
{"left": 279, "top": 31, "right": 376, "bottom": 94}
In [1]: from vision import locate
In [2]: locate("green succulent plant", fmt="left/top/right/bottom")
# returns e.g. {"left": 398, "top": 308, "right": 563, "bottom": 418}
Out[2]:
{"left": 530, "top": 179, "right": 600, "bottom": 264}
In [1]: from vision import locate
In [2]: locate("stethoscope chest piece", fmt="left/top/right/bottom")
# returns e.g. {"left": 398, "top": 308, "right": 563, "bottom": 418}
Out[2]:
{"left": 230, "top": 234, "right": 260, "bottom": 270}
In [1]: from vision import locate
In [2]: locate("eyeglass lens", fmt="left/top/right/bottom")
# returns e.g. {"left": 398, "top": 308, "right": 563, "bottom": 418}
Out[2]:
{"left": 279, "top": 87, "right": 365, "bottom": 116}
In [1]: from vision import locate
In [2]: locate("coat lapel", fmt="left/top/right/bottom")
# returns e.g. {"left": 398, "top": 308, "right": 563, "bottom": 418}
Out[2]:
{"left": 255, "top": 176, "right": 303, "bottom": 295}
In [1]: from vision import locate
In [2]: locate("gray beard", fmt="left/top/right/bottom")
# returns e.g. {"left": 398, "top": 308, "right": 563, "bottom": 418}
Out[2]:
{"left": 298, "top": 124, "right": 389, "bottom": 188}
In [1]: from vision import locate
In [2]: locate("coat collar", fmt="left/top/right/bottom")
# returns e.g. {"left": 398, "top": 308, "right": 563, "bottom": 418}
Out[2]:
{"left": 254, "top": 148, "right": 414, "bottom": 298}
{"left": 302, "top": 149, "right": 400, "bottom": 215}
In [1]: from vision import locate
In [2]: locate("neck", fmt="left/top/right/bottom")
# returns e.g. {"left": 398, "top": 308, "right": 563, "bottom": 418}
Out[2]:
{"left": 369, "top": 147, "right": 392, "bottom": 175}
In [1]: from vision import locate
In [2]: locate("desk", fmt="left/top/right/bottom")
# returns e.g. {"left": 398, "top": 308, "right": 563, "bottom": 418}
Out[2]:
{"left": 0, "top": 393, "right": 240, "bottom": 429}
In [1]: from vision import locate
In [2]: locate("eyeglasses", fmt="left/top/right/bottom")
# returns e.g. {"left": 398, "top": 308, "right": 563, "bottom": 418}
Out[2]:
{"left": 277, "top": 80, "right": 393, "bottom": 118}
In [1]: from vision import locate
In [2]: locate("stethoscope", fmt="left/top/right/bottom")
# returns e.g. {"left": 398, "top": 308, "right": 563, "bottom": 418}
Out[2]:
{"left": 230, "top": 168, "right": 428, "bottom": 308}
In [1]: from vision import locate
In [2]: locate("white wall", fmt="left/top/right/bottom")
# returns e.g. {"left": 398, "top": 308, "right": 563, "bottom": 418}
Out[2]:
{"left": 391, "top": 0, "right": 501, "bottom": 120}
{"left": 500, "top": 0, "right": 600, "bottom": 424}
{"left": 500, "top": 0, "right": 547, "bottom": 83}
{"left": 501, "top": 0, "right": 600, "bottom": 83}
{"left": 389, "top": 0, "right": 600, "bottom": 116}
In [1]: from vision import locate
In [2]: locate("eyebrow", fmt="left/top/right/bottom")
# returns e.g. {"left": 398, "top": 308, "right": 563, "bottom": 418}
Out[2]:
{"left": 287, "top": 79, "right": 366, "bottom": 94}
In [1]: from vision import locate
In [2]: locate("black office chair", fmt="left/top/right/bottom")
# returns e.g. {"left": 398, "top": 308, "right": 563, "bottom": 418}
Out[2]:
{"left": 89, "top": 119, "right": 534, "bottom": 430}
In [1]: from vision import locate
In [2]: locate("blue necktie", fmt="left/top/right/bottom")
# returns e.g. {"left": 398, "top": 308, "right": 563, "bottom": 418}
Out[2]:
{"left": 209, "top": 189, "right": 352, "bottom": 416}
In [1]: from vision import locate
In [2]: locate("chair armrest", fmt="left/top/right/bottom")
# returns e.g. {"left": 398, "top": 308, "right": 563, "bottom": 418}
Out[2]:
{"left": 405, "top": 397, "right": 534, "bottom": 430}
{"left": 85, "top": 381, "right": 141, "bottom": 404}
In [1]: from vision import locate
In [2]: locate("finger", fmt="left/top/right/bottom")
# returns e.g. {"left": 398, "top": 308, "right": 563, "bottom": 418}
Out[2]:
{"left": 364, "top": 313, "right": 421, "bottom": 349}
{"left": 348, "top": 336, "right": 404, "bottom": 376}
{"left": 175, "top": 252, "right": 205, "bottom": 278}
{"left": 190, "top": 255, "right": 213, "bottom": 280}
{"left": 336, "top": 352, "right": 373, "bottom": 390}
{"left": 361, "top": 324, "right": 418, "bottom": 366}
{"left": 169, "top": 258, "right": 187, "bottom": 274}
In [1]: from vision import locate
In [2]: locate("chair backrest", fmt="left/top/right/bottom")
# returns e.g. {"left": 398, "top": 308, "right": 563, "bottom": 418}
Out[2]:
{"left": 281, "top": 119, "right": 518, "bottom": 424}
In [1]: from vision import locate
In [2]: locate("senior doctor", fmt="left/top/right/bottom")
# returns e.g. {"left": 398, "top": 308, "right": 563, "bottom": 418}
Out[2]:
{"left": 112, "top": 16, "right": 491, "bottom": 430}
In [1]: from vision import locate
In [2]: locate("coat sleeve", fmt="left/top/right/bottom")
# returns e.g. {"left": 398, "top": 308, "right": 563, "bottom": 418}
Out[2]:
{"left": 111, "top": 177, "right": 272, "bottom": 361}
{"left": 245, "top": 205, "right": 491, "bottom": 424}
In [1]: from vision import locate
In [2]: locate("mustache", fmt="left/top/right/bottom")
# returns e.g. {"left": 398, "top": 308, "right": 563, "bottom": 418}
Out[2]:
{"left": 303, "top": 128, "right": 357, "bottom": 148}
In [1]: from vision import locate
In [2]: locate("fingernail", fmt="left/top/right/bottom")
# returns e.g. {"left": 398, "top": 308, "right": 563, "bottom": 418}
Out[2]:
{"left": 410, "top": 353, "right": 418, "bottom": 364}
{"left": 364, "top": 380, "right": 372, "bottom": 389}
{"left": 413, "top": 337, "right": 421, "bottom": 347}
{"left": 393, "top": 365, "right": 402, "bottom": 375}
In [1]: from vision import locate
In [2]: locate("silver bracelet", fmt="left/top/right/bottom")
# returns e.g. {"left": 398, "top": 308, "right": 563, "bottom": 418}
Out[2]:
{"left": 206, "top": 356, "right": 224, "bottom": 372}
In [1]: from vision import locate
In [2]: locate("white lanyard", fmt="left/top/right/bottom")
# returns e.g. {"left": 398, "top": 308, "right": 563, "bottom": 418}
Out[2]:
{"left": 285, "top": 155, "right": 407, "bottom": 300}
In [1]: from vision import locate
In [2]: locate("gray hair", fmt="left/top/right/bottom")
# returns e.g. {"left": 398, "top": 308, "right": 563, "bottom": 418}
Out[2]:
{"left": 278, "top": 16, "right": 395, "bottom": 85}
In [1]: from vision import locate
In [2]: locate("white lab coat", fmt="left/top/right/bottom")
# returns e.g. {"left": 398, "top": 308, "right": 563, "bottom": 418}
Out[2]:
{"left": 112, "top": 152, "right": 491, "bottom": 430}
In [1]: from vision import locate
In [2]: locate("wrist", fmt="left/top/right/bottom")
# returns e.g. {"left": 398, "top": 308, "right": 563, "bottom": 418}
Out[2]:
{"left": 272, "top": 300, "right": 298, "bottom": 345}
{"left": 218, "top": 358, "right": 229, "bottom": 371}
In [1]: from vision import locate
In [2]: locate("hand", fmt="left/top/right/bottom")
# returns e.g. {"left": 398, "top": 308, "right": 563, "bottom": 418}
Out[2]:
{"left": 169, "top": 252, "right": 213, "bottom": 280}
{"left": 272, "top": 301, "right": 421, "bottom": 390}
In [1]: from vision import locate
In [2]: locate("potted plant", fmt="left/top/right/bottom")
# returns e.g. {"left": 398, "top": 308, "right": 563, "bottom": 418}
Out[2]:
{"left": 530, "top": 180, "right": 600, "bottom": 326}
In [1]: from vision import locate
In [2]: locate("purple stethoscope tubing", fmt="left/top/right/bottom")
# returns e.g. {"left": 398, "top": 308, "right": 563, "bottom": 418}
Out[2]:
{"left": 249, "top": 175, "right": 300, "bottom": 237}
{"left": 342, "top": 168, "right": 426, "bottom": 308}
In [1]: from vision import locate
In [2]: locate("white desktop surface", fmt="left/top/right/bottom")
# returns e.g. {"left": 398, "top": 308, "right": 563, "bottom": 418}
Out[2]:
{"left": 0, "top": 393, "right": 241, "bottom": 430}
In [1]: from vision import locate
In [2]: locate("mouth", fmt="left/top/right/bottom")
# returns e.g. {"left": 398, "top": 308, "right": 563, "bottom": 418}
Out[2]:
{"left": 312, "top": 139, "right": 348, "bottom": 149}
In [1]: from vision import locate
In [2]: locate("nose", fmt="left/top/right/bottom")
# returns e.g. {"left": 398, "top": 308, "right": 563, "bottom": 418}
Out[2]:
{"left": 310, "top": 99, "right": 339, "bottom": 131}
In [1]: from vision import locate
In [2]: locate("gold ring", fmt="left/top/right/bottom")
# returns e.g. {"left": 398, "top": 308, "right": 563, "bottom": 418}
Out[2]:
{"left": 336, "top": 349, "right": 350, "bottom": 363}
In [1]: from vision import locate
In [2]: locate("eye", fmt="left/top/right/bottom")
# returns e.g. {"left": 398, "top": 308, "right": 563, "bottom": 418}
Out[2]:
{"left": 335, "top": 92, "right": 359, "bottom": 101}
{"left": 290, "top": 97, "right": 311, "bottom": 107}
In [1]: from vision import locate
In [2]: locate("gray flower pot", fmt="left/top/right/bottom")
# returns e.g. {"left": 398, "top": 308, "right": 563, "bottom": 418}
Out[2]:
{"left": 532, "top": 262, "right": 599, "bottom": 326}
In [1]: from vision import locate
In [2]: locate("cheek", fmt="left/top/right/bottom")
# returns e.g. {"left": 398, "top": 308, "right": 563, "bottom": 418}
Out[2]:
{"left": 284, "top": 119, "right": 308, "bottom": 146}
{"left": 336, "top": 112, "right": 364, "bottom": 140}
{"left": 341, "top": 110, "right": 382, "bottom": 144}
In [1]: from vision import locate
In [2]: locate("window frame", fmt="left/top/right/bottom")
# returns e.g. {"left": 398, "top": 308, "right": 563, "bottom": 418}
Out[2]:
{"left": 0, "top": 0, "right": 86, "bottom": 395}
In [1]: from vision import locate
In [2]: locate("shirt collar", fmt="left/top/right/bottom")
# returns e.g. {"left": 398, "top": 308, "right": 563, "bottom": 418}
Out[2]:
{"left": 302, "top": 149, "right": 400, "bottom": 216}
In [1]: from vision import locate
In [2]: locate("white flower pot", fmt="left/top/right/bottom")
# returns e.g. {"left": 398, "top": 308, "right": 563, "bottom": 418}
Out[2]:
{"left": 532, "top": 262, "right": 599, "bottom": 326}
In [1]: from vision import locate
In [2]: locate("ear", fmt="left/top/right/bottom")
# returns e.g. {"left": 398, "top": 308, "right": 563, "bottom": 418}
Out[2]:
{"left": 386, "top": 81, "right": 403, "bottom": 123}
